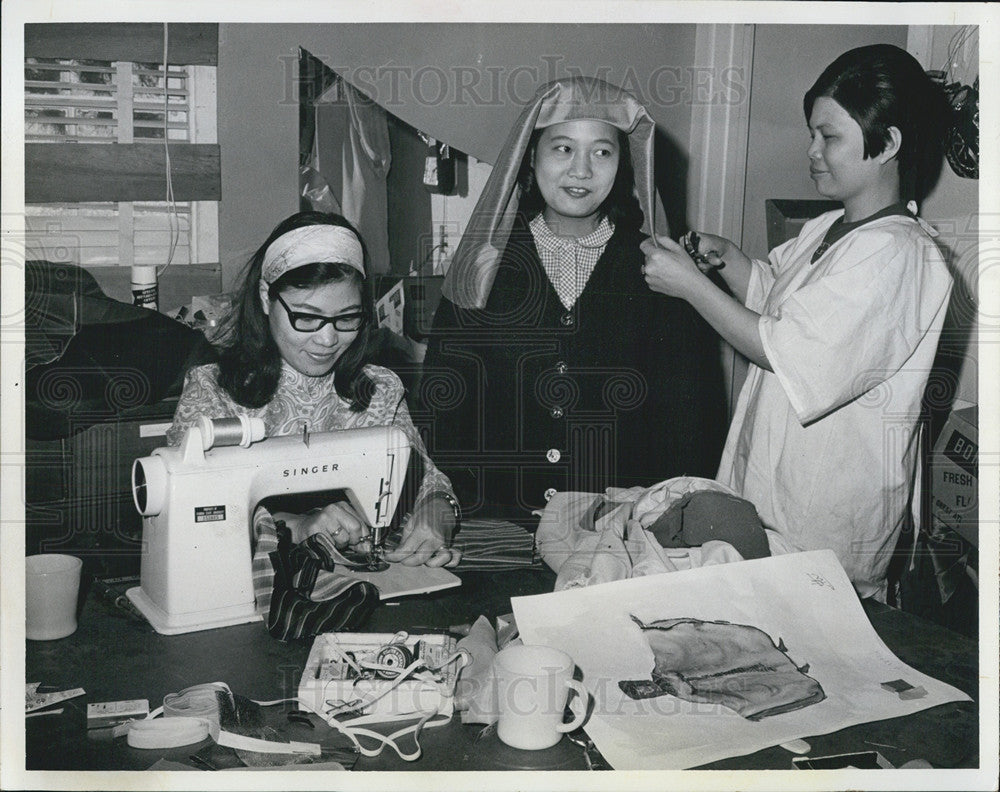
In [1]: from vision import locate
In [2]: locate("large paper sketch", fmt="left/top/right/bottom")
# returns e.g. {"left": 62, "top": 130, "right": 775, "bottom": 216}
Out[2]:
{"left": 618, "top": 616, "right": 825, "bottom": 720}
{"left": 512, "top": 549, "right": 971, "bottom": 770}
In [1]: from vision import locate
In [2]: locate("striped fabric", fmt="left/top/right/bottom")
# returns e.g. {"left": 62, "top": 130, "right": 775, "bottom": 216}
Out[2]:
{"left": 451, "top": 520, "right": 539, "bottom": 571}
{"left": 252, "top": 509, "right": 368, "bottom": 617}
{"left": 265, "top": 521, "right": 378, "bottom": 642}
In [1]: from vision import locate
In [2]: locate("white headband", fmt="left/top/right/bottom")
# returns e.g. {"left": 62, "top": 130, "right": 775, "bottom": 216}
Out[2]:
{"left": 260, "top": 225, "right": 365, "bottom": 283}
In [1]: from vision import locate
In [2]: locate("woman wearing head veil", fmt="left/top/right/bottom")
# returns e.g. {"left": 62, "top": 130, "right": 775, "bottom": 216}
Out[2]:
{"left": 422, "top": 77, "right": 726, "bottom": 523}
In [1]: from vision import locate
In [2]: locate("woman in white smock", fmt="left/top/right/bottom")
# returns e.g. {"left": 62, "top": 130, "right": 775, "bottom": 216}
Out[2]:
{"left": 641, "top": 44, "right": 953, "bottom": 600}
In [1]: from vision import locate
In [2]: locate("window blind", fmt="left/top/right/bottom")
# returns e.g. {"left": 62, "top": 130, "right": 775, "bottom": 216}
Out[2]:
{"left": 23, "top": 23, "right": 219, "bottom": 269}
{"left": 25, "top": 59, "right": 193, "bottom": 143}
{"left": 24, "top": 55, "right": 217, "bottom": 267}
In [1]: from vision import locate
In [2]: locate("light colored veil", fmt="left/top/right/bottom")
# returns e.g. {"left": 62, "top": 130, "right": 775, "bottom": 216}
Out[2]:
{"left": 442, "top": 76, "right": 667, "bottom": 309}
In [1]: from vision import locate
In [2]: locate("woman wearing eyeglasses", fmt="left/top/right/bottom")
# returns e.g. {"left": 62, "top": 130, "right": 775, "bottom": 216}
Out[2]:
{"left": 167, "top": 212, "right": 460, "bottom": 617}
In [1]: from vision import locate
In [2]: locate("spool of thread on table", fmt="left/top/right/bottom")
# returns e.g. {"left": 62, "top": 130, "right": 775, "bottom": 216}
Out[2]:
{"left": 375, "top": 643, "right": 414, "bottom": 679}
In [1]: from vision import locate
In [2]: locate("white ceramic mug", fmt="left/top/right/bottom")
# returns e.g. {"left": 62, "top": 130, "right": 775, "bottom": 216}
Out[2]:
{"left": 25, "top": 554, "right": 82, "bottom": 640}
{"left": 493, "top": 644, "right": 589, "bottom": 750}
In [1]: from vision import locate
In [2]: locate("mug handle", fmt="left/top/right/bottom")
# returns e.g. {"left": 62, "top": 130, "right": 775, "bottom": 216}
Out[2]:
{"left": 556, "top": 679, "right": 590, "bottom": 733}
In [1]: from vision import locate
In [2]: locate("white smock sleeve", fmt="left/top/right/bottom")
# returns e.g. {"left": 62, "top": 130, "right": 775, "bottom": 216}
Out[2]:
{"left": 745, "top": 254, "right": 780, "bottom": 311}
{"left": 744, "top": 227, "right": 810, "bottom": 312}
{"left": 757, "top": 229, "right": 950, "bottom": 424}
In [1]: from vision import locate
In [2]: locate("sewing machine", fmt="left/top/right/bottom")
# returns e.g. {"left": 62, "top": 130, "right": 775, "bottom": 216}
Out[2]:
{"left": 127, "top": 416, "right": 411, "bottom": 635}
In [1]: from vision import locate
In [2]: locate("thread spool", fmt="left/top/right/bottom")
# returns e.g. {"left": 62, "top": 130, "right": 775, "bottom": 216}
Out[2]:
{"left": 131, "top": 265, "right": 158, "bottom": 311}
{"left": 196, "top": 415, "right": 266, "bottom": 449}
{"left": 375, "top": 643, "right": 414, "bottom": 679}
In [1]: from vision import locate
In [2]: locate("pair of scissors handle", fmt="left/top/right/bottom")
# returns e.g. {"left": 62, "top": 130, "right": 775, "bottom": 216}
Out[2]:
{"left": 682, "top": 231, "right": 725, "bottom": 271}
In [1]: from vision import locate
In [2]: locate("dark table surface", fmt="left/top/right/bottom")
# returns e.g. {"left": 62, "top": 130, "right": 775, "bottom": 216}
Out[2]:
{"left": 24, "top": 566, "right": 980, "bottom": 773}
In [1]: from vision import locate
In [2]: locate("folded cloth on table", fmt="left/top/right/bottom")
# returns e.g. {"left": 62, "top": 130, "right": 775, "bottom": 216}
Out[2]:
{"left": 452, "top": 520, "right": 539, "bottom": 571}
{"left": 536, "top": 477, "right": 783, "bottom": 591}
{"left": 454, "top": 615, "right": 523, "bottom": 724}
{"left": 647, "top": 490, "right": 770, "bottom": 561}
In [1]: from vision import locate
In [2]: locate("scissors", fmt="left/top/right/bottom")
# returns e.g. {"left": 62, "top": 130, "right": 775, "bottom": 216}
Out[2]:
{"left": 682, "top": 230, "right": 726, "bottom": 272}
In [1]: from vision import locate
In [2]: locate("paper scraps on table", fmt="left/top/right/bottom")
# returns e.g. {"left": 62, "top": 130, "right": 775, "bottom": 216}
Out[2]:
{"left": 26, "top": 682, "right": 85, "bottom": 713}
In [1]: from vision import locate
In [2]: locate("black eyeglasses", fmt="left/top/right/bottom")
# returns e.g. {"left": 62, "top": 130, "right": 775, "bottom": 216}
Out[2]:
{"left": 273, "top": 293, "right": 366, "bottom": 333}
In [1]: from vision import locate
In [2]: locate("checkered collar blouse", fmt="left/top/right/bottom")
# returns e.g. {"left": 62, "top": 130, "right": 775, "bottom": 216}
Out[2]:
{"left": 529, "top": 213, "right": 615, "bottom": 309}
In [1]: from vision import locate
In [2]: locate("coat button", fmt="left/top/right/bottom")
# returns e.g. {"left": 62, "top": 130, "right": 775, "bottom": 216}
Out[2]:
{"left": 560, "top": 312, "right": 574, "bottom": 326}
{"left": 555, "top": 361, "right": 568, "bottom": 374}
{"left": 550, "top": 406, "right": 564, "bottom": 419}
{"left": 546, "top": 448, "right": 561, "bottom": 463}
{"left": 544, "top": 487, "right": 558, "bottom": 502}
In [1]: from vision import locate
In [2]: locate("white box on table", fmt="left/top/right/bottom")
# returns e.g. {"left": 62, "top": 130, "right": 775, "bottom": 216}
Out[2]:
{"left": 297, "top": 631, "right": 460, "bottom": 723}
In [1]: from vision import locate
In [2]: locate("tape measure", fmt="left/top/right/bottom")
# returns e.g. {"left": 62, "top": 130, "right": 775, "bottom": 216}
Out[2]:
{"left": 126, "top": 717, "right": 210, "bottom": 749}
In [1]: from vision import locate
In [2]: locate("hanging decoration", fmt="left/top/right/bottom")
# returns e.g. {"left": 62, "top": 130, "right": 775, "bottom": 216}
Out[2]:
{"left": 419, "top": 133, "right": 455, "bottom": 194}
{"left": 944, "top": 76, "right": 978, "bottom": 180}
{"left": 928, "top": 26, "right": 978, "bottom": 180}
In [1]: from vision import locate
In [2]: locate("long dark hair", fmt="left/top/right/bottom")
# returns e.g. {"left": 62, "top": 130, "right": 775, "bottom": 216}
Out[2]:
{"left": 803, "top": 43, "right": 948, "bottom": 203}
{"left": 516, "top": 126, "right": 643, "bottom": 231}
{"left": 216, "top": 211, "right": 375, "bottom": 411}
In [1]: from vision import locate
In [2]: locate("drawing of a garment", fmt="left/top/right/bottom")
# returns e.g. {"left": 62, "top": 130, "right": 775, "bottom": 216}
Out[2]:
{"left": 619, "top": 616, "right": 825, "bottom": 720}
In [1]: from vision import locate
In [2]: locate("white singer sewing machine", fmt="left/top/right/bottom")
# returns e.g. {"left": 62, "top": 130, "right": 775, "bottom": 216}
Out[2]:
{"left": 127, "top": 416, "right": 411, "bottom": 635}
